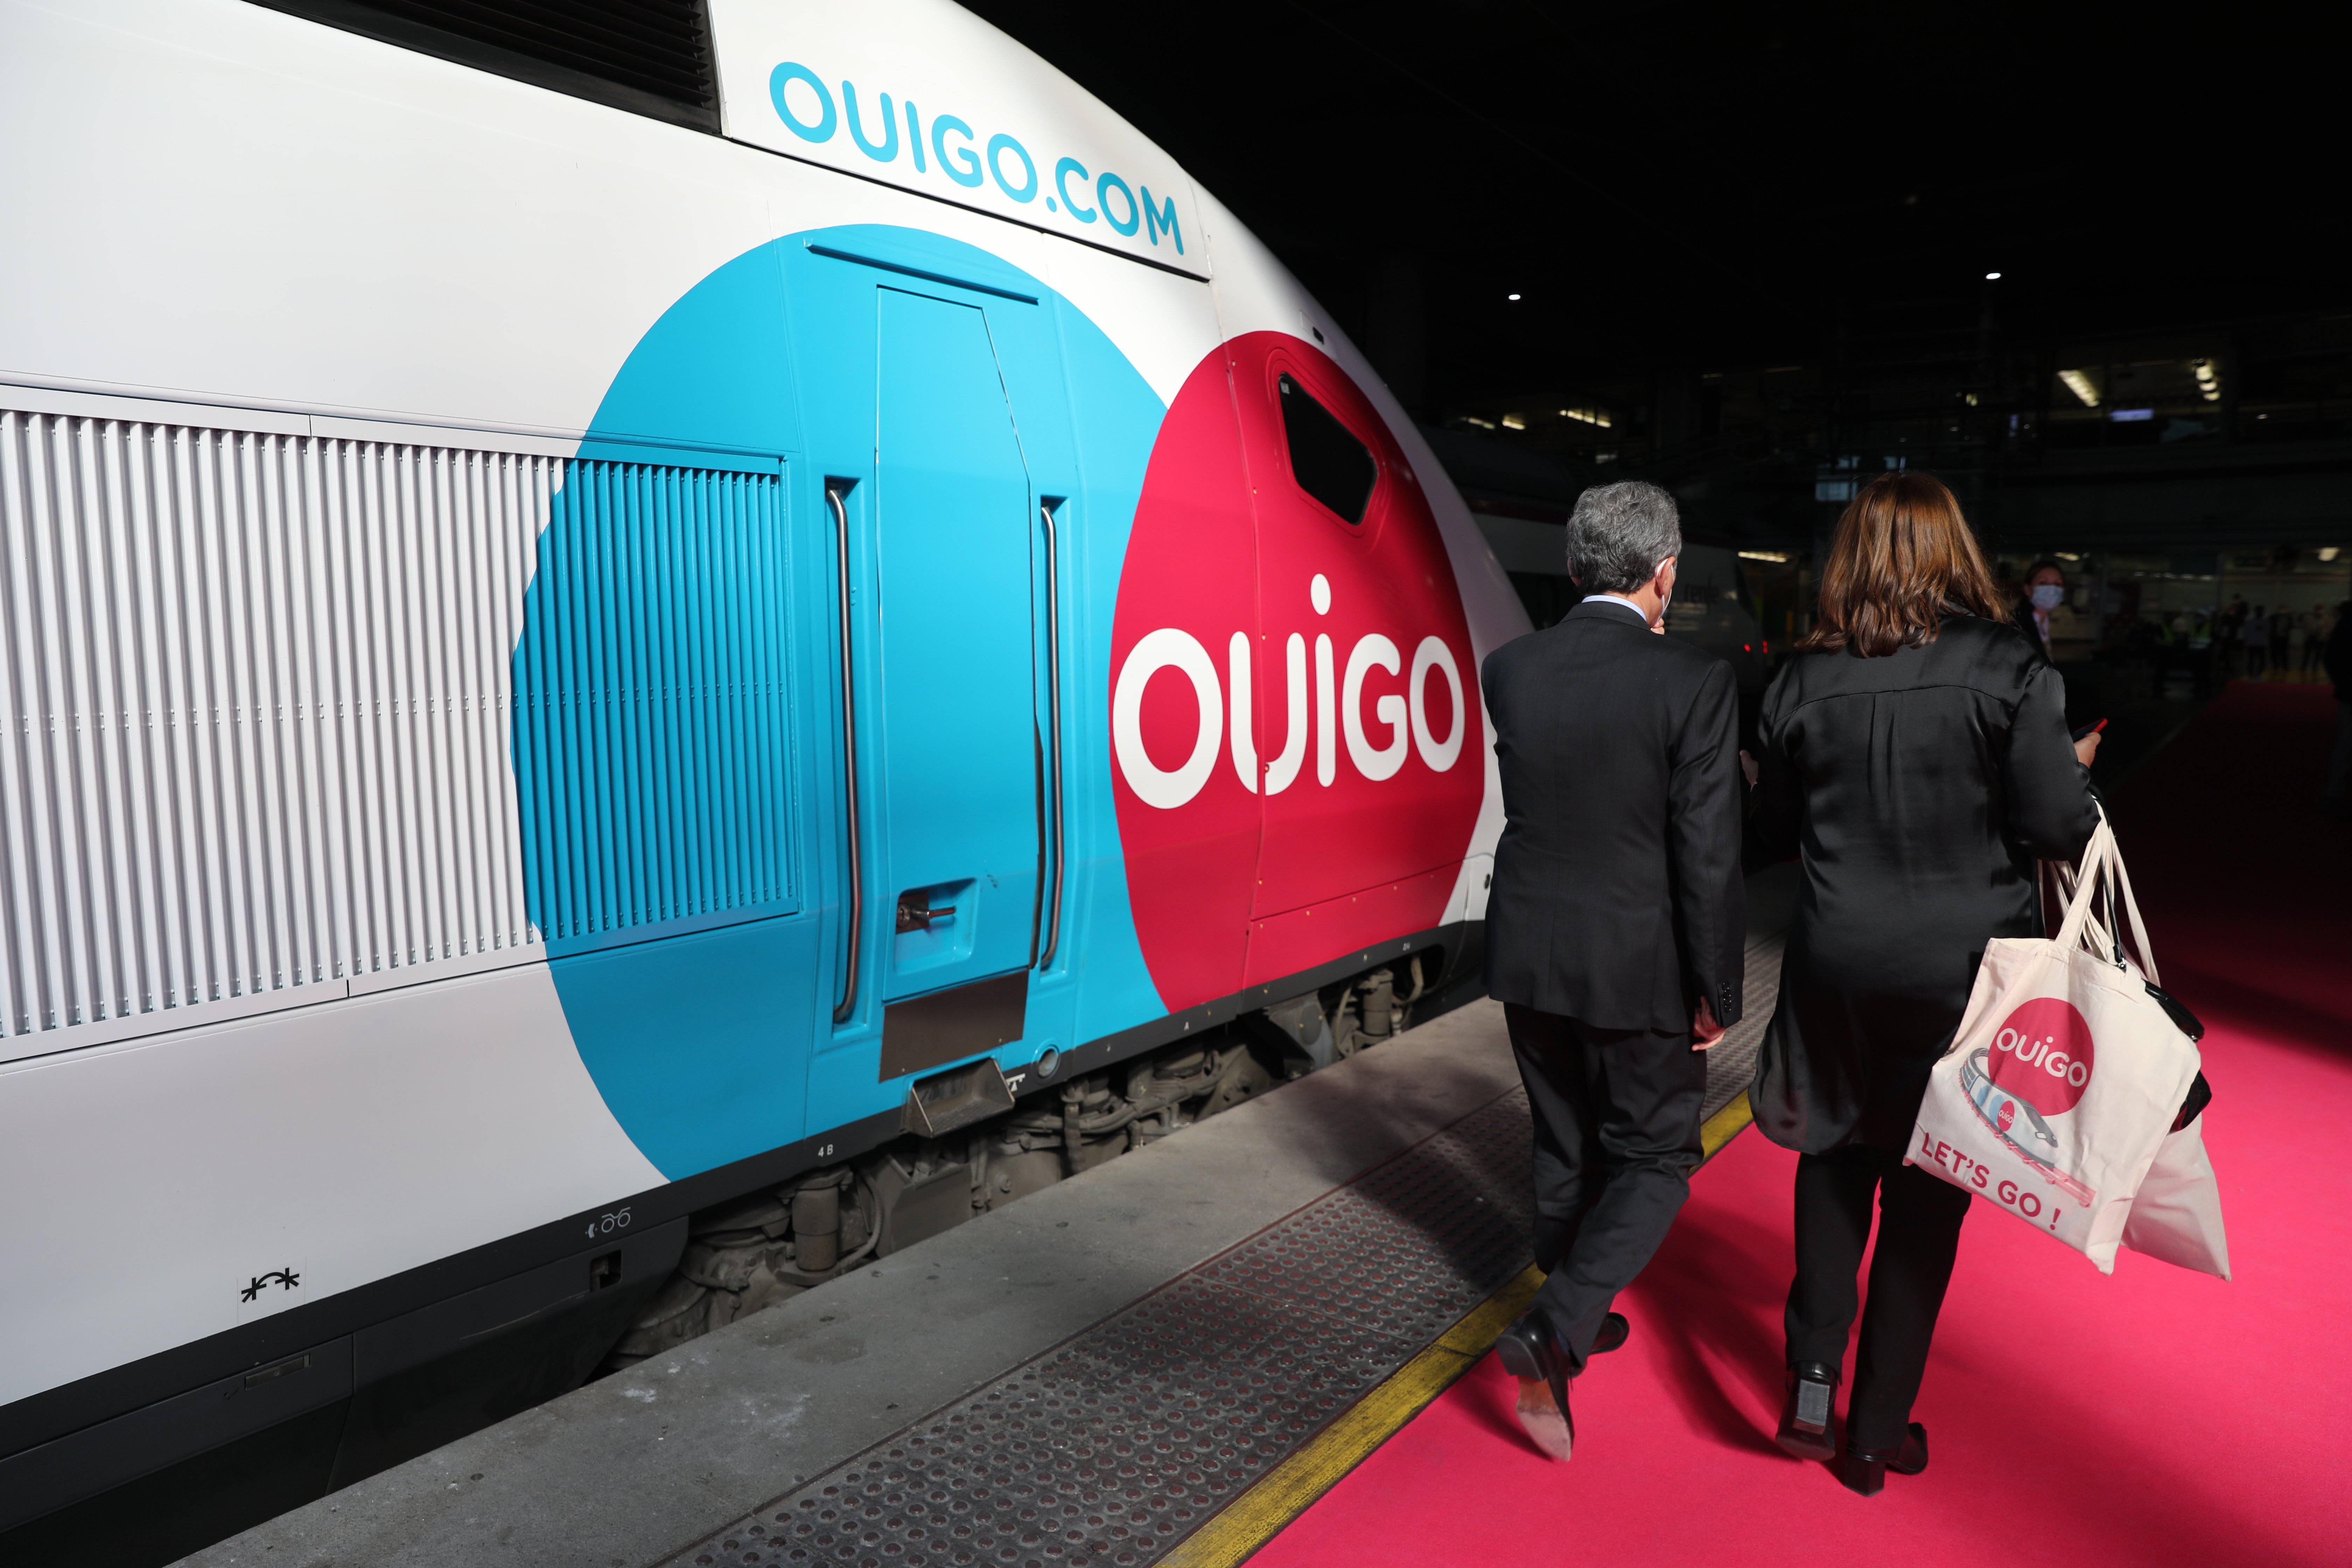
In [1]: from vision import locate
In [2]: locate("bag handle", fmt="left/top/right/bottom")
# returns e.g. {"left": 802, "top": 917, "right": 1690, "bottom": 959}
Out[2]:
{"left": 2051, "top": 813, "right": 2120, "bottom": 956}
{"left": 2048, "top": 804, "right": 2161, "bottom": 985}
{"left": 2051, "top": 820, "right": 2112, "bottom": 953}
{"left": 2104, "top": 815, "right": 2160, "bottom": 986}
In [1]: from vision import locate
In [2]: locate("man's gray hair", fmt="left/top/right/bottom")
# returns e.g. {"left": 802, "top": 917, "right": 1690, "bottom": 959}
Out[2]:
{"left": 1564, "top": 481, "right": 1682, "bottom": 596}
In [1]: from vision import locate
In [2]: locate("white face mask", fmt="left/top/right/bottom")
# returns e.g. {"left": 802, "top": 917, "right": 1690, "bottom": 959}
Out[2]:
{"left": 2031, "top": 583, "right": 2066, "bottom": 611}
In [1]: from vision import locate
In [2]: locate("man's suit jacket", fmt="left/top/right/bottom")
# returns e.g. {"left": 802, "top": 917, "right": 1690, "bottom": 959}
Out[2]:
{"left": 1480, "top": 599, "right": 1745, "bottom": 1035}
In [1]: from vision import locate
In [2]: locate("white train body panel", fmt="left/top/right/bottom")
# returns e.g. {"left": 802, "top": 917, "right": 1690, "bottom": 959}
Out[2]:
{"left": 6, "top": 966, "right": 663, "bottom": 1404}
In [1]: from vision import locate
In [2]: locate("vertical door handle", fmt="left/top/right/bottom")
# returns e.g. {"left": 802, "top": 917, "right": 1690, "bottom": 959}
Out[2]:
{"left": 829, "top": 482, "right": 863, "bottom": 1024}
{"left": 1038, "top": 500, "right": 1066, "bottom": 969}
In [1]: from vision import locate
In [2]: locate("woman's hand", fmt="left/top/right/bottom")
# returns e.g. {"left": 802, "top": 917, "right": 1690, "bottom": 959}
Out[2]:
{"left": 2074, "top": 731, "right": 2101, "bottom": 768}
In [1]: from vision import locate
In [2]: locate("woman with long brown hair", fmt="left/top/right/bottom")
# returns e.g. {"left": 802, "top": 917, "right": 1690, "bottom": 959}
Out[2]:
{"left": 1748, "top": 472, "right": 2100, "bottom": 1494}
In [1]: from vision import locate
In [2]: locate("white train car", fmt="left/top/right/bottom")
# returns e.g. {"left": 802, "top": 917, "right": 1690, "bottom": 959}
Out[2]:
{"left": 0, "top": 0, "right": 1525, "bottom": 1553}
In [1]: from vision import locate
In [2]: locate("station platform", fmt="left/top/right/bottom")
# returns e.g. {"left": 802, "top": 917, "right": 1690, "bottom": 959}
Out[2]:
{"left": 182, "top": 684, "right": 2349, "bottom": 1568}
{"left": 178, "top": 875, "right": 1785, "bottom": 1568}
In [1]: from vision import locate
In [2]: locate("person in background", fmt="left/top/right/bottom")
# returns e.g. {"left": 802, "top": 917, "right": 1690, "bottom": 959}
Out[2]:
{"left": 2287, "top": 609, "right": 2309, "bottom": 682}
{"left": 1479, "top": 479, "right": 1746, "bottom": 1464}
{"left": 1749, "top": 472, "right": 2098, "bottom": 1496}
{"left": 2303, "top": 605, "right": 2332, "bottom": 677}
{"left": 2022, "top": 561, "right": 2066, "bottom": 659}
{"left": 2219, "top": 596, "right": 2247, "bottom": 678}
{"left": 2026, "top": 560, "right": 2095, "bottom": 662}
{"left": 2325, "top": 601, "right": 2352, "bottom": 822}
{"left": 2169, "top": 607, "right": 2197, "bottom": 681}
{"left": 2270, "top": 606, "right": 2292, "bottom": 680}
{"left": 2242, "top": 605, "right": 2269, "bottom": 680}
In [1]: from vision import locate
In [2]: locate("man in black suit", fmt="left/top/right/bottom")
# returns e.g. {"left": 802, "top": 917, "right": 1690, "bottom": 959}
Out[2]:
{"left": 1480, "top": 479, "right": 1746, "bottom": 1461}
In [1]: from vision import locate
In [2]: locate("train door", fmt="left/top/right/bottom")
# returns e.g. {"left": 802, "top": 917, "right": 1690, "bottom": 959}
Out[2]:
{"left": 849, "top": 287, "right": 1043, "bottom": 1079}
{"left": 1225, "top": 333, "right": 1483, "bottom": 970}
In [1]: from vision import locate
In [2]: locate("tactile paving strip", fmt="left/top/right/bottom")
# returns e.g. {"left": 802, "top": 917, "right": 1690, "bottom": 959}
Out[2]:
{"left": 663, "top": 1088, "right": 1537, "bottom": 1568}
{"left": 1701, "top": 935, "right": 1785, "bottom": 1123}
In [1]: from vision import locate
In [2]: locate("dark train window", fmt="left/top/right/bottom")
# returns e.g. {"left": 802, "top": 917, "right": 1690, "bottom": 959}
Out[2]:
{"left": 1279, "top": 374, "right": 1377, "bottom": 524}
{"left": 250, "top": 0, "right": 719, "bottom": 132}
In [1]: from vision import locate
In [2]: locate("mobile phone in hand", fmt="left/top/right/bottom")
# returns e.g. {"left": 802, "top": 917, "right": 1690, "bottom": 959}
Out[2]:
{"left": 2070, "top": 718, "right": 2108, "bottom": 742}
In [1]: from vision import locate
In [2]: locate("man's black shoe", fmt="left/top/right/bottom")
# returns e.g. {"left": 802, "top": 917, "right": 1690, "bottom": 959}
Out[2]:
{"left": 1776, "top": 1360, "right": 1839, "bottom": 1461}
{"left": 1493, "top": 1310, "right": 1574, "bottom": 1461}
{"left": 1590, "top": 1311, "right": 1630, "bottom": 1356}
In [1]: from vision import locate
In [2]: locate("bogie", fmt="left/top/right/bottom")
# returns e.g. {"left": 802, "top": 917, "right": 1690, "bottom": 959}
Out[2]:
{"left": 603, "top": 955, "right": 1440, "bottom": 1369}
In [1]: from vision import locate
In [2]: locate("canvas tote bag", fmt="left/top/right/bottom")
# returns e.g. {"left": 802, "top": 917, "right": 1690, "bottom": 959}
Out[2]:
{"left": 2041, "top": 818, "right": 2220, "bottom": 1279}
{"left": 2121, "top": 1116, "right": 2232, "bottom": 1280}
{"left": 1910, "top": 812, "right": 2202, "bottom": 1273}
{"left": 2039, "top": 823, "right": 2232, "bottom": 1280}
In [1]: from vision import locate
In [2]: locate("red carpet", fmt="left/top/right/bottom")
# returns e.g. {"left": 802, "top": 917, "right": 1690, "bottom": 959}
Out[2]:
{"left": 1254, "top": 683, "right": 2352, "bottom": 1568}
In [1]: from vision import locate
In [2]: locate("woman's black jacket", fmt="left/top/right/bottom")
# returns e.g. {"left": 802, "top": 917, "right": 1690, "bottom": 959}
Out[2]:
{"left": 1748, "top": 615, "right": 2099, "bottom": 1153}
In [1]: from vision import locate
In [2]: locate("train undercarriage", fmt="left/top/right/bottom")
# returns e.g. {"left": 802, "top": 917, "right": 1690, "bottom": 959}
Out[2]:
{"left": 606, "top": 954, "right": 1441, "bottom": 1371}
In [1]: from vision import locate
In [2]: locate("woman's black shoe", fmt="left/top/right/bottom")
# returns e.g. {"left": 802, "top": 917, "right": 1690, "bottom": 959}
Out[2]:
{"left": 1776, "top": 1361, "right": 1839, "bottom": 1461}
{"left": 1839, "top": 1422, "right": 1928, "bottom": 1495}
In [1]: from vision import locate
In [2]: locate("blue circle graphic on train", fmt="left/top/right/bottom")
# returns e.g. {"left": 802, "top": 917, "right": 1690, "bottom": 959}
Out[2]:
{"left": 512, "top": 227, "right": 1170, "bottom": 1179}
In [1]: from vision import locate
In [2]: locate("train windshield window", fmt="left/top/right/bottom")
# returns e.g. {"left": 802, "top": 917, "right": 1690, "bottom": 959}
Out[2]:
{"left": 251, "top": 0, "right": 719, "bottom": 132}
{"left": 1278, "top": 374, "right": 1377, "bottom": 525}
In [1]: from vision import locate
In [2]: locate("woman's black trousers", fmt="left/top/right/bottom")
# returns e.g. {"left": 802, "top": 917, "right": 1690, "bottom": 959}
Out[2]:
{"left": 1785, "top": 1144, "right": 1973, "bottom": 1451}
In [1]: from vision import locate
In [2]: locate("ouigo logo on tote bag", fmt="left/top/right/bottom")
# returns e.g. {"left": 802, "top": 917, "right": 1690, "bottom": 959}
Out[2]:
{"left": 1959, "top": 997, "right": 2097, "bottom": 1207}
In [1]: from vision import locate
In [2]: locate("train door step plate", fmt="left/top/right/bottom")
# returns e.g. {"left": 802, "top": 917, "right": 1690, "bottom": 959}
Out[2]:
{"left": 902, "top": 1059, "right": 1018, "bottom": 1139}
{"left": 661, "top": 1088, "right": 1536, "bottom": 1568}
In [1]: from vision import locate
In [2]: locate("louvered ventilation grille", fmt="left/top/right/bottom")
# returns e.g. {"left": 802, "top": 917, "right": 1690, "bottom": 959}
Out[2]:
{"left": 343, "top": 0, "right": 714, "bottom": 111}
{"left": 0, "top": 410, "right": 789, "bottom": 1046}
{"left": 512, "top": 461, "right": 795, "bottom": 945}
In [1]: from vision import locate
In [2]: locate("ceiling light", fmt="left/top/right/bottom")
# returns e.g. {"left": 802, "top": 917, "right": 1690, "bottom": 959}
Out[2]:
{"left": 2058, "top": 369, "right": 2100, "bottom": 408}
{"left": 2320, "top": 547, "right": 2341, "bottom": 562}
{"left": 1500, "top": 413, "right": 1526, "bottom": 430}
{"left": 1985, "top": 271, "right": 2002, "bottom": 280}
{"left": 1563, "top": 407, "right": 1612, "bottom": 429}
{"left": 1738, "top": 550, "right": 1793, "bottom": 563}
{"left": 1507, "top": 293, "right": 1522, "bottom": 301}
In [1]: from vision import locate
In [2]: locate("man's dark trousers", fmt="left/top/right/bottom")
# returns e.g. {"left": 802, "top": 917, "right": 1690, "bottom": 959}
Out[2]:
{"left": 1509, "top": 1003, "right": 1707, "bottom": 1372}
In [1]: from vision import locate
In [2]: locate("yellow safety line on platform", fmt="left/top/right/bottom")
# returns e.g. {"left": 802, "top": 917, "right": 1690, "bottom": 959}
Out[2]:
{"left": 1162, "top": 1090, "right": 1756, "bottom": 1568}
{"left": 1160, "top": 1265, "right": 1543, "bottom": 1568}
{"left": 1699, "top": 1087, "right": 1756, "bottom": 1160}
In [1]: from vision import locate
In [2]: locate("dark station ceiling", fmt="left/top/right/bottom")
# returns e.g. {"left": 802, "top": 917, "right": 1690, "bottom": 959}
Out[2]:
{"left": 961, "top": 0, "right": 2345, "bottom": 406}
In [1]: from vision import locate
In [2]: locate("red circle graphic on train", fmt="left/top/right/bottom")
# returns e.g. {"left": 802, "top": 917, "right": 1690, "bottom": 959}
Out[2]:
{"left": 1987, "top": 996, "right": 2095, "bottom": 1115}
{"left": 1111, "top": 333, "right": 1484, "bottom": 1009}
